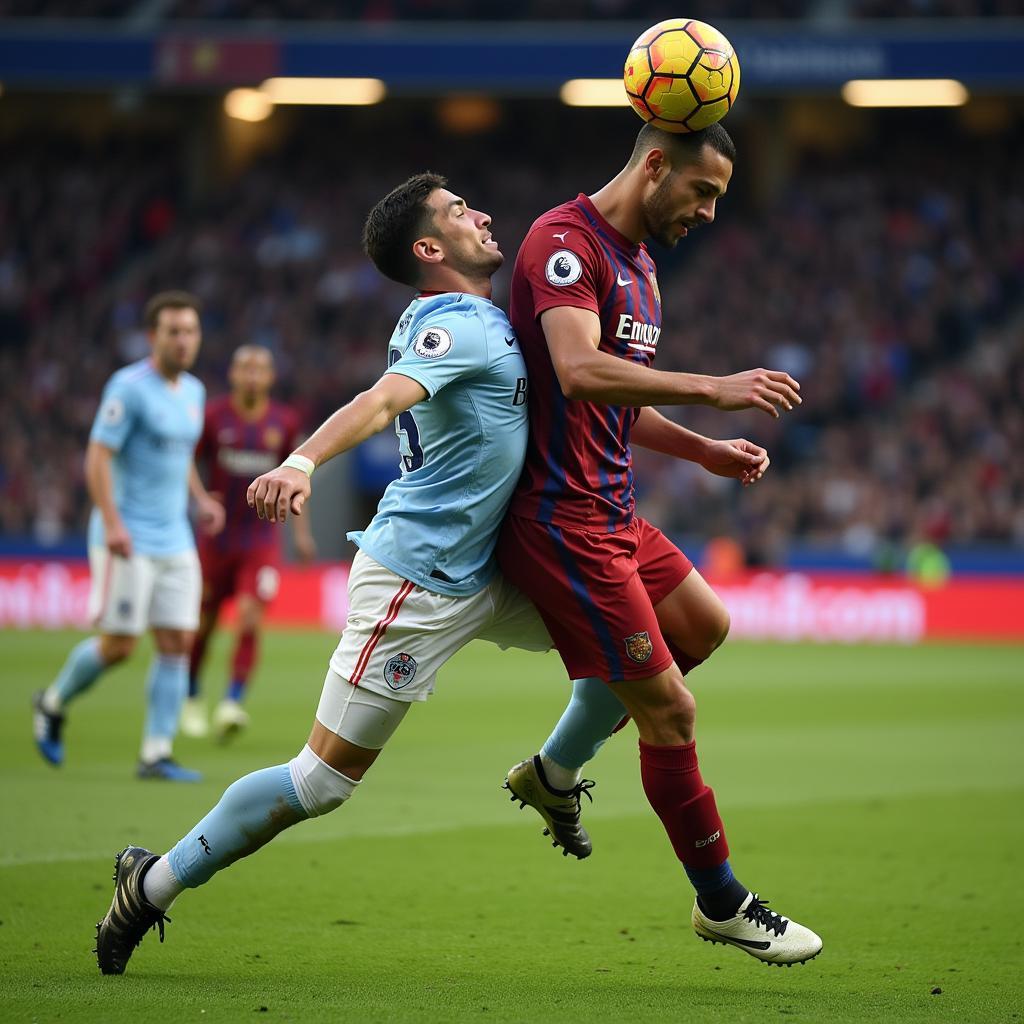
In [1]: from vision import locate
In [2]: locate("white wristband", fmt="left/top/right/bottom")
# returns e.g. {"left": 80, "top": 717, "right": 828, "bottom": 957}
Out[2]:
{"left": 282, "top": 453, "right": 315, "bottom": 478}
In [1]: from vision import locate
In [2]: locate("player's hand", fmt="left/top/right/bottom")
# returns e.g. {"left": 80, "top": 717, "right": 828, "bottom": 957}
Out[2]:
{"left": 105, "top": 520, "right": 133, "bottom": 559}
{"left": 295, "top": 532, "right": 317, "bottom": 564}
{"left": 709, "top": 368, "right": 801, "bottom": 418}
{"left": 197, "top": 494, "right": 226, "bottom": 536}
{"left": 248, "top": 467, "right": 311, "bottom": 524}
{"left": 699, "top": 438, "right": 771, "bottom": 487}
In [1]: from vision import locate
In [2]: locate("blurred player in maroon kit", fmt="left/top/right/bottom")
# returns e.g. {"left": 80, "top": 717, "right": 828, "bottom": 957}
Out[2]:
{"left": 498, "top": 122, "right": 822, "bottom": 965}
{"left": 182, "top": 345, "right": 315, "bottom": 741}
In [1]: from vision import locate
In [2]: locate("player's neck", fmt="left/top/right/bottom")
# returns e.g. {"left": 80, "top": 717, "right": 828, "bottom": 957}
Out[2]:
{"left": 588, "top": 172, "right": 647, "bottom": 245}
{"left": 421, "top": 270, "right": 492, "bottom": 300}
{"left": 231, "top": 394, "right": 269, "bottom": 421}
{"left": 149, "top": 356, "right": 182, "bottom": 387}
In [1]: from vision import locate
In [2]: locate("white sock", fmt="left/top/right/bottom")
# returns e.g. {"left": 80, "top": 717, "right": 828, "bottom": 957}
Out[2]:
{"left": 142, "top": 855, "right": 184, "bottom": 910}
{"left": 141, "top": 736, "right": 172, "bottom": 764}
{"left": 539, "top": 753, "right": 582, "bottom": 792}
{"left": 41, "top": 687, "right": 63, "bottom": 715}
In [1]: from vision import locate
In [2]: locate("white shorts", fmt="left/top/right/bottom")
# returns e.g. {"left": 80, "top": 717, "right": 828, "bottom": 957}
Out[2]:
{"left": 88, "top": 546, "right": 202, "bottom": 636}
{"left": 326, "top": 549, "right": 552, "bottom": 704}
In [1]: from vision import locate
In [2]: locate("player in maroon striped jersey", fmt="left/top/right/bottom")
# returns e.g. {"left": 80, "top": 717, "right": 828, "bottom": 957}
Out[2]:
{"left": 182, "top": 346, "right": 315, "bottom": 741}
{"left": 498, "top": 122, "right": 822, "bottom": 965}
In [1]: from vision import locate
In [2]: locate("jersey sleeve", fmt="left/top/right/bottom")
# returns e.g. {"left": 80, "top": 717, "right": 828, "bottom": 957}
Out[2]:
{"left": 519, "top": 221, "right": 605, "bottom": 320}
{"left": 384, "top": 309, "right": 489, "bottom": 398}
{"left": 89, "top": 375, "right": 139, "bottom": 452}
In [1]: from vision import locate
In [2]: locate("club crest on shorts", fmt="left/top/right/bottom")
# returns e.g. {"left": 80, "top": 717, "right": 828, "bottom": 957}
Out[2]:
{"left": 624, "top": 631, "right": 653, "bottom": 664}
{"left": 384, "top": 652, "right": 418, "bottom": 690}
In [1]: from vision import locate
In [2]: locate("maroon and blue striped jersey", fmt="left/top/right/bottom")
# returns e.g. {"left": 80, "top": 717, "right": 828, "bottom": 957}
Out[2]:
{"left": 196, "top": 396, "right": 301, "bottom": 552}
{"left": 508, "top": 194, "right": 662, "bottom": 533}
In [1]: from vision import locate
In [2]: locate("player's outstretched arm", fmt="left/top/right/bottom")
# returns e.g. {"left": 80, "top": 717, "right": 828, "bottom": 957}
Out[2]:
{"left": 631, "top": 408, "right": 770, "bottom": 487}
{"left": 541, "top": 307, "right": 801, "bottom": 416}
{"left": 84, "top": 440, "right": 132, "bottom": 558}
{"left": 248, "top": 373, "right": 428, "bottom": 524}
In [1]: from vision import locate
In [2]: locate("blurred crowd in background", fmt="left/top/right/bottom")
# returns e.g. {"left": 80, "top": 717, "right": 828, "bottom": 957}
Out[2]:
{"left": 0, "top": 0, "right": 1017, "bottom": 20}
{"left": 2, "top": 103, "right": 1021, "bottom": 563}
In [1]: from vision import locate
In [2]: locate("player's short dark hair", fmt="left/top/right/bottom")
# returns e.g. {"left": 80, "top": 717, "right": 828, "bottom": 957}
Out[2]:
{"left": 362, "top": 172, "right": 448, "bottom": 287}
{"left": 629, "top": 121, "right": 736, "bottom": 169}
{"left": 143, "top": 290, "right": 202, "bottom": 330}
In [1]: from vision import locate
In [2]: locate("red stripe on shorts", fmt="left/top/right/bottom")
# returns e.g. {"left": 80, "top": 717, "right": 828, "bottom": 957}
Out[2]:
{"left": 349, "top": 578, "right": 415, "bottom": 687}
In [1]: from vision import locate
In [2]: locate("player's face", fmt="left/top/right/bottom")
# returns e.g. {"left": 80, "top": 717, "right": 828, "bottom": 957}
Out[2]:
{"left": 150, "top": 306, "right": 202, "bottom": 375}
{"left": 427, "top": 189, "right": 503, "bottom": 278}
{"left": 642, "top": 145, "right": 733, "bottom": 248}
{"left": 230, "top": 349, "right": 275, "bottom": 401}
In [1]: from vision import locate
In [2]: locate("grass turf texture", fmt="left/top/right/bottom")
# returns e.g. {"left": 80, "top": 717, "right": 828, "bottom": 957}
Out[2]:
{"left": 1, "top": 630, "right": 1022, "bottom": 1023}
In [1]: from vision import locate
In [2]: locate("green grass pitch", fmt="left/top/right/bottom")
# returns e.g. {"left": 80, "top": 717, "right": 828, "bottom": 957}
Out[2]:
{"left": 1, "top": 629, "right": 1022, "bottom": 1023}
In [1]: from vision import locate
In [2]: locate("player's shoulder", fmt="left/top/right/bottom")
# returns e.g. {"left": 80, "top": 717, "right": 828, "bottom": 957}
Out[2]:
{"left": 524, "top": 197, "right": 598, "bottom": 246}
{"left": 205, "top": 394, "right": 232, "bottom": 419}
{"left": 106, "top": 358, "right": 153, "bottom": 392}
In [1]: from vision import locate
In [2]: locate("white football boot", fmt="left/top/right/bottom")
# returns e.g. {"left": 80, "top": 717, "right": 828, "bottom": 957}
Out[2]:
{"left": 692, "top": 891, "right": 822, "bottom": 966}
{"left": 213, "top": 699, "right": 250, "bottom": 743}
{"left": 179, "top": 697, "right": 209, "bottom": 739}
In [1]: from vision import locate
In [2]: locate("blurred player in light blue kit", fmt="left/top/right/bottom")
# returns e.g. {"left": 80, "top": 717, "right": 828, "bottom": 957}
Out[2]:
{"left": 32, "top": 292, "right": 224, "bottom": 781}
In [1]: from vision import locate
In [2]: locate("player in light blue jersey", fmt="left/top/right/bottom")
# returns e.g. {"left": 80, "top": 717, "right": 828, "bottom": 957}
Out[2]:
{"left": 33, "top": 292, "right": 224, "bottom": 782}
{"left": 94, "top": 173, "right": 560, "bottom": 974}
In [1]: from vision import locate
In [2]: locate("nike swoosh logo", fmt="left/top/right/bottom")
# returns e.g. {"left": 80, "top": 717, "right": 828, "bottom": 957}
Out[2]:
{"left": 702, "top": 928, "right": 771, "bottom": 951}
{"left": 553, "top": 231, "right": 568, "bottom": 242}
{"left": 616, "top": 273, "right": 632, "bottom": 287}
{"left": 504, "top": 336, "right": 516, "bottom": 346}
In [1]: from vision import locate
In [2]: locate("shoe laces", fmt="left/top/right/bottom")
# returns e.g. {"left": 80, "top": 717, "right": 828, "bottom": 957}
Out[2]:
{"left": 742, "top": 894, "right": 788, "bottom": 937}
{"left": 569, "top": 779, "right": 596, "bottom": 810}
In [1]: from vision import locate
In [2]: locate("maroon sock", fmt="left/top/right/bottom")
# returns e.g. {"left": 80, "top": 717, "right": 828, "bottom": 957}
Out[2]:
{"left": 230, "top": 629, "right": 258, "bottom": 688}
{"left": 638, "top": 739, "right": 729, "bottom": 870}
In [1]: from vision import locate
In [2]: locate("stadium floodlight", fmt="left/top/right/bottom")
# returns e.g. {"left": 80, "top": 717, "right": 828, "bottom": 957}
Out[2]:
{"left": 260, "top": 78, "right": 386, "bottom": 106}
{"left": 224, "top": 88, "right": 273, "bottom": 122}
{"left": 841, "top": 79, "right": 969, "bottom": 108}
{"left": 560, "top": 79, "right": 631, "bottom": 107}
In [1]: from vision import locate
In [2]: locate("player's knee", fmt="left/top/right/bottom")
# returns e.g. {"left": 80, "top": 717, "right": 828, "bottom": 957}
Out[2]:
{"left": 99, "top": 634, "right": 135, "bottom": 664}
{"left": 288, "top": 744, "right": 360, "bottom": 818}
{"left": 697, "top": 608, "right": 730, "bottom": 661}
{"left": 154, "top": 630, "right": 193, "bottom": 656}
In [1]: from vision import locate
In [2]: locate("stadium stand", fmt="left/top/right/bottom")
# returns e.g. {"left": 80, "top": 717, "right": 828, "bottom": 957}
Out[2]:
{"left": 1, "top": 113, "right": 1021, "bottom": 558}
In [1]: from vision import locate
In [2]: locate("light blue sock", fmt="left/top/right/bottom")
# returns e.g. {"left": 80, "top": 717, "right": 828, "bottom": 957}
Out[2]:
{"left": 143, "top": 654, "right": 189, "bottom": 745}
{"left": 166, "top": 765, "right": 308, "bottom": 887}
{"left": 541, "top": 677, "right": 629, "bottom": 771}
{"left": 48, "top": 637, "right": 107, "bottom": 709}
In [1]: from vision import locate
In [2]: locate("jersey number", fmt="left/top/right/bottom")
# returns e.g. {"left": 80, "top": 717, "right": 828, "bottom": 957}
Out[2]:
{"left": 389, "top": 349, "right": 424, "bottom": 472}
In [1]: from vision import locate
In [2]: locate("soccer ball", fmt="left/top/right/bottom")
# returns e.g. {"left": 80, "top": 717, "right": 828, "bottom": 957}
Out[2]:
{"left": 623, "top": 19, "right": 740, "bottom": 133}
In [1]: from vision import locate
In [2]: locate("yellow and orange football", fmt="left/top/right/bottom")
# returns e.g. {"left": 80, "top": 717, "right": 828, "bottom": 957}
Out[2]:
{"left": 624, "top": 19, "right": 741, "bottom": 133}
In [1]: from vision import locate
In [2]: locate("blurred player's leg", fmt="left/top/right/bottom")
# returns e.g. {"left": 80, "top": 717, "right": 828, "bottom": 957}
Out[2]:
{"left": 137, "top": 552, "right": 203, "bottom": 781}
{"left": 33, "top": 548, "right": 148, "bottom": 766}
{"left": 213, "top": 556, "right": 277, "bottom": 742}
{"left": 184, "top": 550, "right": 235, "bottom": 737}
{"left": 96, "top": 671, "right": 409, "bottom": 974}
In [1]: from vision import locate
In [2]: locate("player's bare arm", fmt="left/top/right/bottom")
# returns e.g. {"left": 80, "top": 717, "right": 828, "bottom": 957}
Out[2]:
{"left": 248, "top": 372, "right": 428, "bottom": 524}
{"left": 631, "top": 407, "right": 769, "bottom": 487}
{"left": 188, "top": 464, "right": 225, "bottom": 536}
{"left": 541, "top": 305, "right": 801, "bottom": 417}
{"left": 84, "top": 440, "right": 132, "bottom": 558}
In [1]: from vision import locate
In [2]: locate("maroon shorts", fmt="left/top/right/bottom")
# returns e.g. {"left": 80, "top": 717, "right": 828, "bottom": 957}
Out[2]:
{"left": 199, "top": 542, "right": 281, "bottom": 607}
{"left": 496, "top": 515, "right": 693, "bottom": 682}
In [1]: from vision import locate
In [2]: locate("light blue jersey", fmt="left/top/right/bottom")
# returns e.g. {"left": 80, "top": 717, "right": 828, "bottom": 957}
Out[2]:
{"left": 88, "top": 359, "right": 205, "bottom": 556}
{"left": 350, "top": 292, "right": 529, "bottom": 596}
